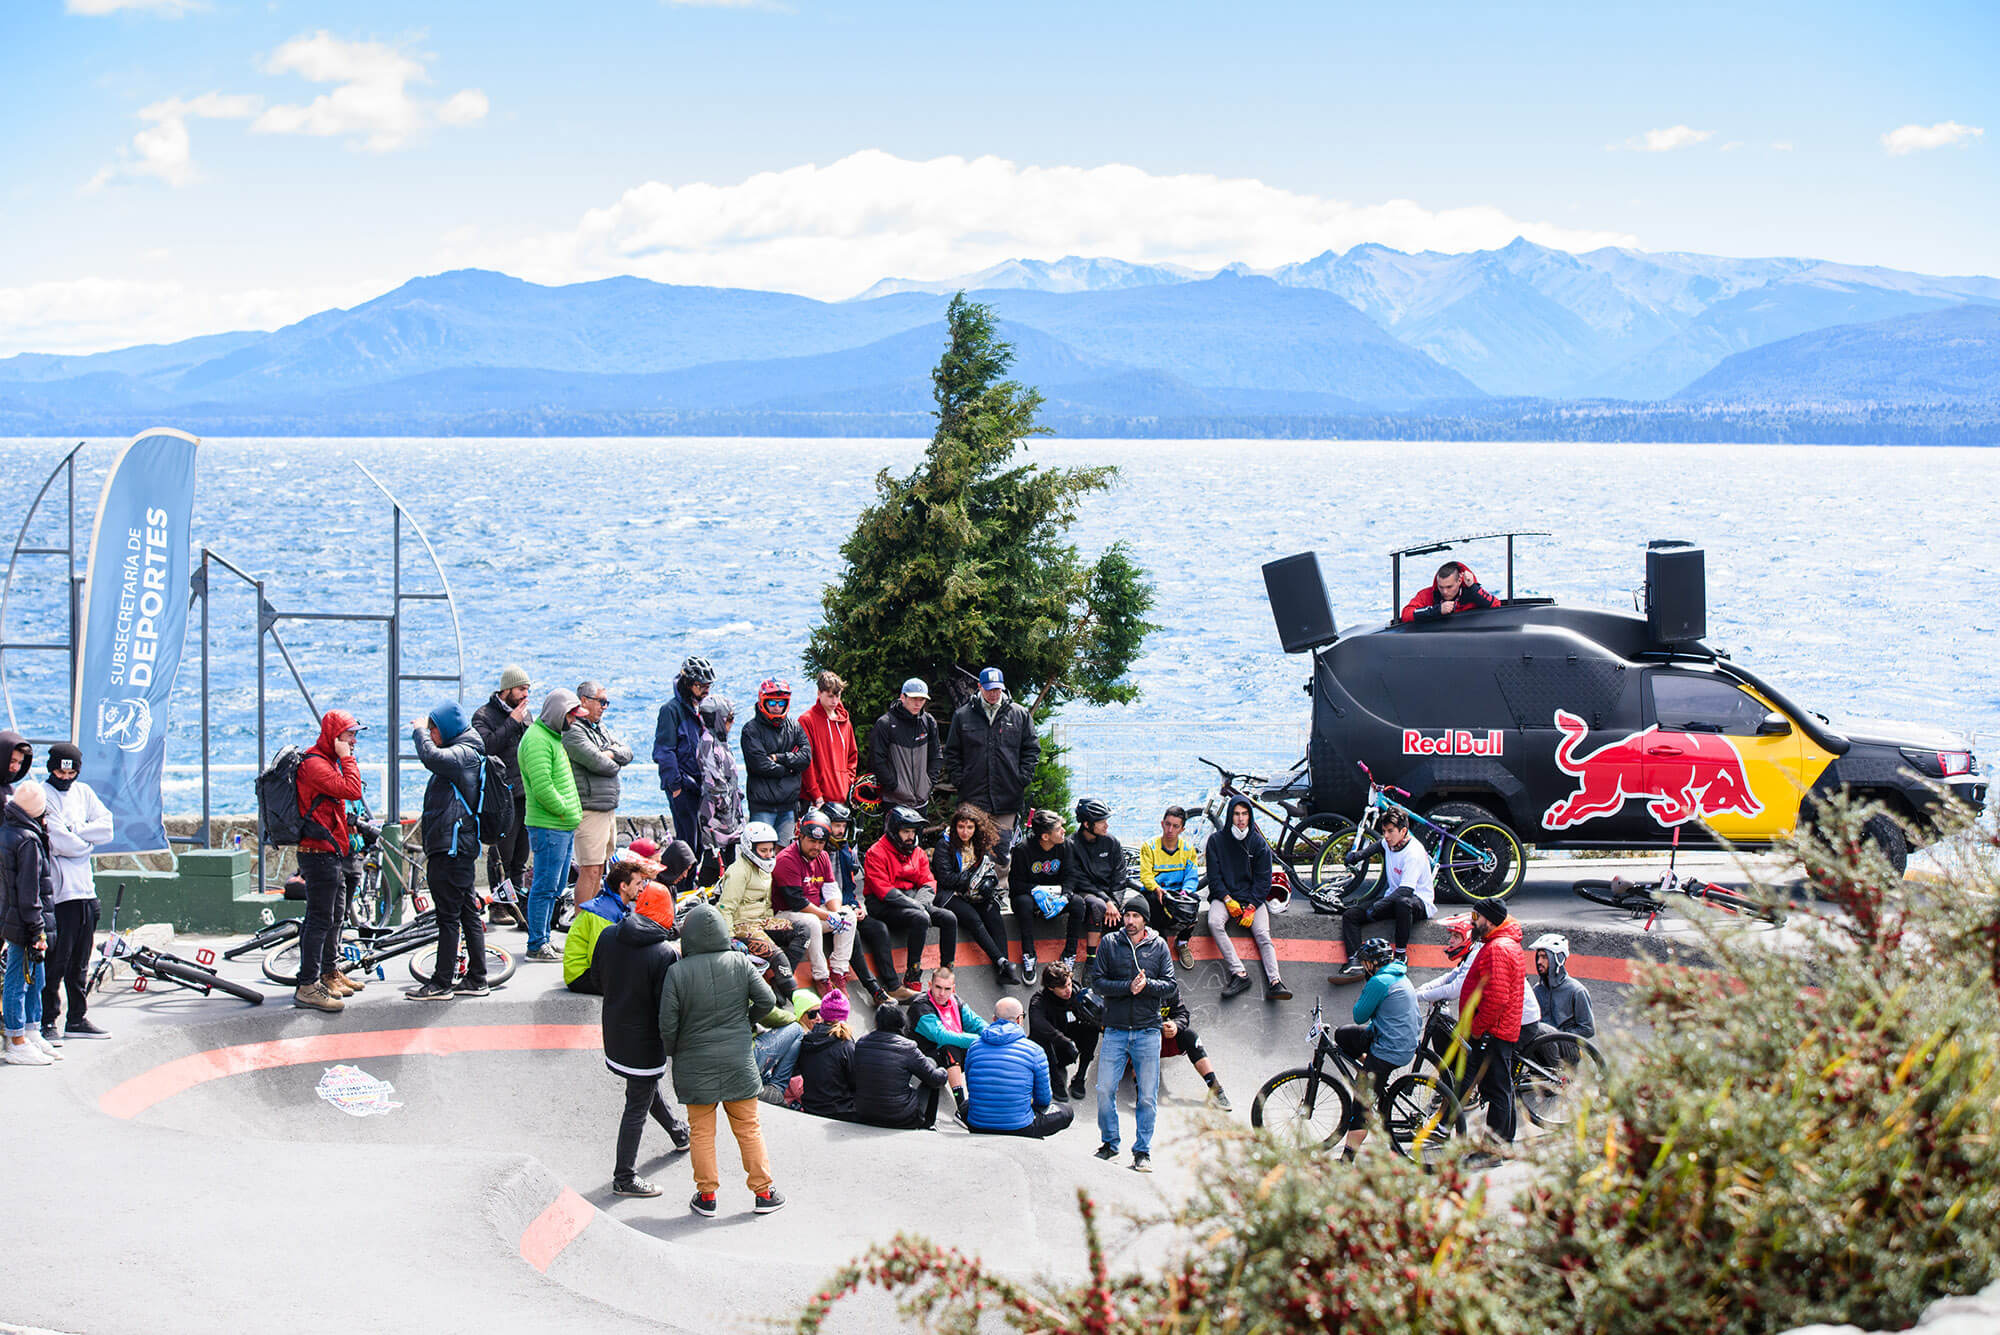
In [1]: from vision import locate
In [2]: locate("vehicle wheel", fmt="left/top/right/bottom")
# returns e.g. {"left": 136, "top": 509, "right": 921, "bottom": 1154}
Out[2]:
{"left": 1426, "top": 802, "right": 1524, "bottom": 902}
{"left": 1279, "top": 814, "right": 1355, "bottom": 888}
{"left": 1515, "top": 1032, "right": 1607, "bottom": 1128}
{"left": 1383, "top": 1072, "right": 1465, "bottom": 1165}
{"left": 1311, "top": 829, "right": 1381, "bottom": 904}
{"left": 1250, "top": 1068, "right": 1351, "bottom": 1149}
{"left": 1862, "top": 814, "right": 1908, "bottom": 878}
{"left": 149, "top": 956, "right": 266, "bottom": 1005}
{"left": 409, "top": 944, "right": 518, "bottom": 987}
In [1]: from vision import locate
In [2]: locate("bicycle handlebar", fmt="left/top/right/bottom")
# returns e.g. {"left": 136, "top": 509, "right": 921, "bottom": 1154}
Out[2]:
{"left": 1354, "top": 761, "right": 1410, "bottom": 799}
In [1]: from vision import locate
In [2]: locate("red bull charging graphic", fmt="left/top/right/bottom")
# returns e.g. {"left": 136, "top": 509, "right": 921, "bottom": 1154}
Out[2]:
{"left": 1542, "top": 708, "right": 1764, "bottom": 830}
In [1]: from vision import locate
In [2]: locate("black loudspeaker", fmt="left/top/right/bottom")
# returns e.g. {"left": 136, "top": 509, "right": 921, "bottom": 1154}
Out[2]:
{"left": 1646, "top": 542, "right": 1706, "bottom": 644}
{"left": 1263, "top": 552, "right": 1339, "bottom": 653}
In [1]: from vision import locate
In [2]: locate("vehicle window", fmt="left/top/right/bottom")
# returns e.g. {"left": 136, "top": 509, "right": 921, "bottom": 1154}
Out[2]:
{"left": 1648, "top": 674, "right": 1770, "bottom": 736}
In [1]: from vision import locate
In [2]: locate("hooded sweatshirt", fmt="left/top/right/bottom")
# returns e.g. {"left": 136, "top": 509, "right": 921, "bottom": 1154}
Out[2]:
{"left": 797, "top": 698, "right": 857, "bottom": 807}
{"left": 1, "top": 791, "right": 56, "bottom": 944}
{"left": 42, "top": 746, "right": 113, "bottom": 905}
{"left": 696, "top": 704, "right": 745, "bottom": 851}
{"left": 0, "top": 730, "right": 31, "bottom": 806}
{"left": 412, "top": 702, "right": 486, "bottom": 860}
{"left": 1351, "top": 958, "right": 1421, "bottom": 1066}
{"left": 296, "top": 710, "right": 367, "bottom": 856}
{"left": 518, "top": 689, "right": 583, "bottom": 832}
{"left": 1203, "top": 797, "right": 1272, "bottom": 906}
{"left": 1533, "top": 943, "right": 1596, "bottom": 1038}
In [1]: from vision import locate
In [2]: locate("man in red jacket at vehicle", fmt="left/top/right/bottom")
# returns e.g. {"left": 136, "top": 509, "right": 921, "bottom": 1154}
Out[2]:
{"left": 1400, "top": 561, "right": 1501, "bottom": 623}
{"left": 1458, "top": 897, "right": 1525, "bottom": 1161}
{"left": 295, "top": 709, "right": 368, "bottom": 1014}
{"left": 797, "top": 671, "right": 857, "bottom": 814}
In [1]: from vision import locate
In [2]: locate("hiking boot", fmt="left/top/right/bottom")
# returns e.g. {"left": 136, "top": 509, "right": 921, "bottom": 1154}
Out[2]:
{"left": 689, "top": 1191, "right": 718, "bottom": 1218}
{"left": 888, "top": 985, "right": 919, "bottom": 1001}
{"left": 995, "top": 959, "right": 1018, "bottom": 986}
{"left": 4, "top": 1034, "right": 52, "bottom": 1066}
{"left": 1175, "top": 938, "right": 1196, "bottom": 970}
{"left": 39, "top": 1023, "right": 64, "bottom": 1047}
{"left": 1068, "top": 1071, "right": 1089, "bottom": 1101}
{"left": 1131, "top": 1152, "right": 1152, "bottom": 1173}
{"left": 293, "top": 982, "right": 344, "bottom": 1013}
{"left": 1207, "top": 1086, "right": 1234, "bottom": 1113}
{"left": 1219, "top": 972, "right": 1251, "bottom": 1000}
{"left": 454, "top": 979, "right": 491, "bottom": 998}
{"left": 1266, "top": 978, "right": 1293, "bottom": 1002}
{"left": 322, "top": 973, "right": 356, "bottom": 998}
{"left": 753, "top": 1189, "right": 787, "bottom": 1215}
{"left": 64, "top": 1018, "right": 111, "bottom": 1040}
{"left": 526, "top": 945, "right": 562, "bottom": 963}
{"left": 613, "top": 1175, "right": 662, "bottom": 1198}
{"left": 1094, "top": 1143, "right": 1119, "bottom": 1161}
{"left": 1019, "top": 951, "right": 1038, "bottom": 985}
{"left": 406, "top": 979, "right": 455, "bottom": 1001}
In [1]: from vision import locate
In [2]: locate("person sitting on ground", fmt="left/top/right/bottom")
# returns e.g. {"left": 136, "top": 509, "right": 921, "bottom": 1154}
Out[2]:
{"left": 755, "top": 989, "right": 820, "bottom": 1106}
{"left": 1334, "top": 809, "right": 1435, "bottom": 981}
{"left": 851, "top": 1003, "right": 949, "bottom": 1130}
{"left": 907, "top": 963, "right": 981, "bottom": 1125}
{"left": 742, "top": 678, "right": 812, "bottom": 845}
{"left": 696, "top": 695, "right": 745, "bottom": 886}
{"left": 1026, "top": 960, "right": 1103, "bottom": 1103}
{"left": 822, "top": 801, "right": 895, "bottom": 1007}
{"left": 719, "top": 821, "right": 805, "bottom": 978}
{"left": 862, "top": 805, "right": 957, "bottom": 999}
{"left": 1458, "top": 899, "right": 1526, "bottom": 1164}
{"left": 565, "top": 860, "right": 648, "bottom": 995}
{"left": 1400, "top": 560, "right": 1501, "bottom": 624}
{"left": 771, "top": 814, "right": 855, "bottom": 995}
{"left": 963, "top": 996, "right": 1074, "bottom": 1138}
{"left": 1139, "top": 805, "right": 1203, "bottom": 970}
{"left": 1529, "top": 932, "right": 1595, "bottom": 1039}
{"left": 1160, "top": 989, "right": 1233, "bottom": 1112}
{"left": 595, "top": 880, "right": 691, "bottom": 1197}
{"left": 930, "top": 803, "right": 1014, "bottom": 986}
{"left": 1332, "top": 937, "right": 1421, "bottom": 1160}
{"left": 1205, "top": 797, "right": 1290, "bottom": 1001}
{"left": 1064, "top": 798, "right": 1127, "bottom": 974}
{"left": 795, "top": 986, "right": 858, "bottom": 1120}
{"left": 1007, "top": 809, "right": 1088, "bottom": 985}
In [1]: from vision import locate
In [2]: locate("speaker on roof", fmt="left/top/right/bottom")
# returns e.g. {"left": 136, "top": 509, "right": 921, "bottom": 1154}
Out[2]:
{"left": 1646, "top": 541, "right": 1706, "bottom": 644}
{"left": 1263, "top": 552, "right": 1339, "bottom": 654}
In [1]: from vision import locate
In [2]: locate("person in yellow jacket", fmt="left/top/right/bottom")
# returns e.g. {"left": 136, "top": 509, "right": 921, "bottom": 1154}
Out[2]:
{"left": 718, "top": 821, "right": 801, "bottom": 983}
{"left": 1139, "top": 806, "right": 1204, "bottom": 969}
{"left": 520, "top": 688, "right": 584, "bottom": 961}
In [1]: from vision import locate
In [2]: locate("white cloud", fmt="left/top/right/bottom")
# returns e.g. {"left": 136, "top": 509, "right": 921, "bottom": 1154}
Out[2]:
{"left": 252, "top": 31, "right": 487, "bottom": 151}
{"left": 0, "top": 275, "right": 384, "bottom": 357}
{"left": 1881, "top": 121, "right": 1984, "bottom": 155}
{"left": 450, "top": 150, "right": 1641, "bottom": 301}
{"left": 1612, "top": 125, "right": 1714, "bottom": 153}
{"left": 87, "top": 92, "right": 261, "bottom": 189}
{"left": 1772, "top": 140, "right": 1794, "bottom": 151}
{"left": 1719, "top": 140, "right": 1743, "bottom": 152}
{"left": 65, "top": 0, "right": 200, "bottom": 14}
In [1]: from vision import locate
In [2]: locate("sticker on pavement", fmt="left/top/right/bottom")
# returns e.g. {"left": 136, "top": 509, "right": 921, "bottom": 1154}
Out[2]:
{"left": 315, "top": 1064, "right": 403, "bottom": 1117}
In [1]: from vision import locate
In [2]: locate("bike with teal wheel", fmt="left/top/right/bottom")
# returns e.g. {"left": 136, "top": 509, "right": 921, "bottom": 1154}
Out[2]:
{"left": 1311, "top": 760, "right": 1525, "bottom": 908}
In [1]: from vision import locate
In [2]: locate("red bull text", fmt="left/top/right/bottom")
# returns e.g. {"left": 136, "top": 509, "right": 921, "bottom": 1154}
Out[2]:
{"left": 1542, "top": 709, "right": 1764, "bottom": 830}
{"left": 1402, "top": 729, "right": 1504, "bottom": 757}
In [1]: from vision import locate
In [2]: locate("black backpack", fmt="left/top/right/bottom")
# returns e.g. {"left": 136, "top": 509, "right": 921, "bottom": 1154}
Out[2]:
{"left": 257, "top": 746, "right": 331, "bottom": 847}
{"left": 467, "top": 754, "right": 513, "bottom": 844}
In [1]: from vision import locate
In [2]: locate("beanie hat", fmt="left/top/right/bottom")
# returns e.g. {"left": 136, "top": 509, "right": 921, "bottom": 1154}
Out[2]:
{"left": 1473, "top": 898, "right": 1509, "bottom": 926}
{"left": 820, "top": 988, "right": 850, "bottom": 1024}
{"left": 1121, "top": 891, "right": 1151, "bottom": 918}
{"left": 634, "top": 882, "right": 675, "bottom": 930}
{"left": 9, "top": 779, "right": 47, "bottom": 818}
{"left": 499, "top": 664, "right": 531, "bottom": 691}
{"left": 660, "top": 839, "right": 696, "bottom": 885}
{"left": 47, "top": 742, "right": 82, "bottom": 773}
{"left": 792, "top": 989, "right": 822, "bottom": 1021}
{"left": 427, "top": 701, "right": 470, "bottom": 738}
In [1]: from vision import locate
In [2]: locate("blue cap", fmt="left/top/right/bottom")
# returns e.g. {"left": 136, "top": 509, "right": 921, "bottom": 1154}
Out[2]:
{"left": 900, "top": 678, "right": 930, "bottom": 698}
{"left": 979, "top": 667, "right": 1005, "bottom": 690}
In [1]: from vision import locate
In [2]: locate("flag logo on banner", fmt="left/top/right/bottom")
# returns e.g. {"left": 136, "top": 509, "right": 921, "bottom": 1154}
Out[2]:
{"left": 96, "top": 697, "right": 153, "bottom": 751}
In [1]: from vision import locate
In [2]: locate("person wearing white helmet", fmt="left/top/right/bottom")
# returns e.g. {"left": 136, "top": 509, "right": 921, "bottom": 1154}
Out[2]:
{"left": 1528, "top": 933, "right": 1595, "bottom": 1039}
{"left": 719, "top": 821, "right": 804, "bottom": 980}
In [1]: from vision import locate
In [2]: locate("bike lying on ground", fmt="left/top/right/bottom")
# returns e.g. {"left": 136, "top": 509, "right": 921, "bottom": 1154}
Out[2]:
{"left": 261, "top": 905, "right": 517, "bottom": 989}
{"left": 1570, "top": 826, "right": 1786, "bottom": 928}
{"left": 1195, "top": 755, "right": 1353, "bottom": 890}
{"left": 1312, "top": 760, "right": 1525, "bottom": 908}
{"left": 223, "top": 906, "right": 300, "bottom": 960}
{"left": 1411, "top": 1002, "right": 1606, "bottom": 1129}
{"left": 1249, "top": 998, "right": 1464, "bottom": 1165}
{"left": 88, "top": 883, "right": 265, "bottom": 1005}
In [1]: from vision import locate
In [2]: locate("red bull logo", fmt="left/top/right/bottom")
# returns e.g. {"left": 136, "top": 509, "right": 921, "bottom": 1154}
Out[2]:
{"left": 1402, "top": 729, "right": 1504, "bottom": 757}
{"left": 1542, "top": 709, "right": 1764, "bottom": 830}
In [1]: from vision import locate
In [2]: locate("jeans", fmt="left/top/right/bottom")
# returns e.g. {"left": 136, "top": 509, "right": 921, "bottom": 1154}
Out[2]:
{"left": 526, "top": 826, "right": 575, "bottom": 953}
{"left": 687, "top": 1098, "right": 773, "bottom": 1196}
{"left": 3, "top": 940, "right": 46, "bottom": 1032}
{"left": 748, "top": 807, "right": 796, "bottom": 844}
{"left": 615, "top": 1074, "right": 687, "bottom": 1179}
{"left": 43, "top": 898, "right": 99, "bottom": 1028}
{"left": 755, "top": 1024, "right": 805, "bottom": 1086}
{"left": 1208, "top": 900, "right": 1281, "bottom": 983}
{"left": 1096, "top": 1026, "right": 1162, "bottom": 1155}
{"left": 428, "top": 854, "right": 486, "bottom": 986}
{"left": 486, "top": 791, "right": 528, "bottom": 891}
{"left": 1342, "top": 889, "right": 1427, "bottom": 954}
{"left": 668, "top": 788, "right": 702, "bottom": 855}
{"left": 295, "top": 850, "right": 343, "bottom": 985}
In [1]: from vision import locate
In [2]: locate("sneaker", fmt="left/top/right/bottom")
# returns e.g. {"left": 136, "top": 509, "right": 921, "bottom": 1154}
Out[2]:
{"left": 995, "top": 960, "right": 1018, "bottom": 986}
{"left": 1219, "top": 972, "right": 1251, "bottom": 1000}
{"left": 39, "top": 1023, "right": 64, "bottom": 1047}
{"left": 406, "top": 980, "right": 456, "bottom": 1001}
{"left": 64, "top": 1018, "right": 111, "bottom": 1040}
{"left": 1094, "top": 1143, "right": 1119, "bottom": 1161}
{"left": 613, "top": 1175, "right": 662, "bottom": 1198}
{"left": 1132, "top": 1152, "right": 1152, "bottom": 1173}
{"left": 293, "top": 982, "right": 344, "bottom": 1013}
{"left": 1019, "top": 952, "right": 1038, "bottom": 985}
{"left": 689, "top": 1191, "right": 718, "bottom": 1218}
{"left": 526, "top": 945, "right": 562, "bottom": 963}
{"left": 1331, "top": 961, "right": 1367, "bottom": 983}
{"left": 1207, "top": 1086, "right": 1234, "bottom": 1113}
{"left": 1068, "top": 1071, "right": 1088, "bottom": 1101}
{"left": 668, "top": 1122, "right": 692, "bottom": 1152}
{"left": 454, "top": 980, "right": 491, "bottom": 998}
{"left": 27, "top": 1029, "right": 63, "bottom": 1060}
{"left": 4, "top": 1035, "right": 52, "bottom": 1066}
{"left": 753, "top": 1189, "right": 788, "bottom": 1215}
{"left": 952, "top": 1101, "right": 970, "bottom": 1129}
{"left": 1175, "top": 938, "right": 1196, "bottom": 970}
{"left": 1462, "top": 1150, "right": 1506, "bottom": 1172}
{"left": 867, "top": 986, "right": 891, "bottom": 1008}
{"left": 1266, "top": 979, "right": 1293, "bottom": 1002}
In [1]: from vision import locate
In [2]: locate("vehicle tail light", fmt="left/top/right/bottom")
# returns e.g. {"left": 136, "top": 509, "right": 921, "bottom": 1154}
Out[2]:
{"left": 1903, "top": 747, "right": 1975, "bottom": 778}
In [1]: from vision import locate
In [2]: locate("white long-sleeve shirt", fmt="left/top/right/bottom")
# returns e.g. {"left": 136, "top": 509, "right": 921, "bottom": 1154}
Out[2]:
{"left": 1415, "top": 944, "right": 1541, "bottom": 1027}
{"left": 43, "top": 779, "right": 113, "bottom": 904}
{"left": 1383, "top": 836, "right": 1436, "bottom": 917}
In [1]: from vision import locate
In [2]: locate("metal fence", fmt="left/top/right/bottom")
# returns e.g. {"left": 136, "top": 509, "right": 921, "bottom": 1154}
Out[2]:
{"left": 1049, "top": 719, "right": 1310, "bottom": 831}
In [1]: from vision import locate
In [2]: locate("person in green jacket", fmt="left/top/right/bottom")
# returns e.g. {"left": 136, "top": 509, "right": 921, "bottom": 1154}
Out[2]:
{"left": 659, "top": 902, "right": 791, "bottom": 1218}
{"left": 520, "top": 688, "right": 584, "bottom": 960}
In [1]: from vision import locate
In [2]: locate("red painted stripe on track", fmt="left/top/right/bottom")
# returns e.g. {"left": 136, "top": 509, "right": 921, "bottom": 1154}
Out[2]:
{"left": 520, "top": 1188, "right": 596, "bottom": 1273}
{"left": 98, "top": 1024, "right": 600, "bottom": 1120}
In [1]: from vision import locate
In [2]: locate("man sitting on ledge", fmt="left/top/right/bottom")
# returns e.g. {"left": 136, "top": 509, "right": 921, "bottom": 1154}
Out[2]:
{"left": 963, "top": 996, "right": 1074, "bottom": 1139}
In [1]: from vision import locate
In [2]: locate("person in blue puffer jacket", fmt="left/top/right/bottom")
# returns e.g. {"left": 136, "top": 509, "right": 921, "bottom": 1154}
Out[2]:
{"left": 962, "top": 997, "right": 1074, "bottom": 1138}
{"left": 1332, "top": 937, "right": 1420, "bottom": 1158}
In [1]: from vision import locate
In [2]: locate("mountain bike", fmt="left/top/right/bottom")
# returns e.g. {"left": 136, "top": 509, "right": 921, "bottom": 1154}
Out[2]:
{"left": 1195, "top": 756, "right": 1354, "bottom": 892}
{"left": 349, "top": 817, "right": 427, "bottom": 930}
{"left": 223, "top": 906, "right": 301, "bottom": 960}
{"left": 1411, "top": 1002, "right": 1605, "bottom": 1129}
{"left": 1311, "top": 761, "right": 1525, "bottom": 906}
{"left": 1571, "top": 826, "right": 1785, "bottom": 928}
{"left": 261, "top": 909, "right": 518, "bottom": 988}
{"left": 88, "top": 883, "right": 265, "bottom": 1005}
{"left": 1249, "top": 998, "right": 1464, "bottom": 1165}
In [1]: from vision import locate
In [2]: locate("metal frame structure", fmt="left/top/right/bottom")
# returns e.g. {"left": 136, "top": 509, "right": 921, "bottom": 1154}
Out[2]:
{"left": 1389, "top": 530, "right": 1550, "bottom": 620}
{"left": 0, "top": 442, "right": 86, "bottom": 741}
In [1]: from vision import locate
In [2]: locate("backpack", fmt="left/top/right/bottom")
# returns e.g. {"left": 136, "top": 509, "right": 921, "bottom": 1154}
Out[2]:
{"left": 257, "top": 746, "right": 327, "bottom": 847}
{"left": 470, "top": 754, "right": 513, "bottom": 844}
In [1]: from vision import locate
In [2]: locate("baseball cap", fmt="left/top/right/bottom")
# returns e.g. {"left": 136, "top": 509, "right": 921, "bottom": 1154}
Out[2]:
{"left": 978, "top": 667, "right": 1005, "bottom": 690}
{"left": 900, "top": 678, "right": 930, "bottom": 698}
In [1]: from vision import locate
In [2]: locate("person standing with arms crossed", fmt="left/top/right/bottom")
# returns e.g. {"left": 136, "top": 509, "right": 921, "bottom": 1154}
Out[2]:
{"left": 565, "top": 680, "right": 633, "bottom": 907}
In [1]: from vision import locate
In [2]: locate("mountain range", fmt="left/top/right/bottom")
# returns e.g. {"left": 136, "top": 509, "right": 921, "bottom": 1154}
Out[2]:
{"left": 2, "top": 239, "right": 1996, "bottom": 441}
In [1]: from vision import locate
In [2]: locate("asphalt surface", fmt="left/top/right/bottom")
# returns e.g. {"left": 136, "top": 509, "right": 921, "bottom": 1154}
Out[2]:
{"left": 1, "top": 848, "right": 1796, "bottom": 1335}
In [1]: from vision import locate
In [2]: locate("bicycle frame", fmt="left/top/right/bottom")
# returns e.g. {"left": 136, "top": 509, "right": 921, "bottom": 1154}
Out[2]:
{"left": 1353, "top": 762, "right": 1497, "bottom": 877}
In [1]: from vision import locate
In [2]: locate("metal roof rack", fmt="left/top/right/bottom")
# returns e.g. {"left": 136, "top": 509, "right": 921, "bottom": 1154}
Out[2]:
{"left": 1390, "top": 531, "right": 1549, "bottom": 619}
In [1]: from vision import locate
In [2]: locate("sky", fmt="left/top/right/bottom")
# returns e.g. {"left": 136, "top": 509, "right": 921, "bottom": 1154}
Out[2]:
{"left": 2, "top": 0, "right": 1996, "bottom": 355}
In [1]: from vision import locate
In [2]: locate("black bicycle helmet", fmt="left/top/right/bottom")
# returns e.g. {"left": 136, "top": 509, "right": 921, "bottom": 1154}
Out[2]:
{"left": 799, "top": 814, "right": 832, "bottom": 843}
{"left": 679, "top": 655, "right": 716, "bottom": 684}
{"left": 886, "top": 805, "right": 926, "bottom": 833}
{"left": 1074, "top": 797, "right": 1110, "bottom": 825}
{"left": 820, "top": 800, "right": 852, "bottom": 824}
{"left": 1355, "top": 937, "right": 1395, "bottom": 967}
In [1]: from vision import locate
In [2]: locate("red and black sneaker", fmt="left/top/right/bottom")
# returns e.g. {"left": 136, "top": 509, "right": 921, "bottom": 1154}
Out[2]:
{"left": 689, "top": 1191, "right": 718, "bottom": 1218}
{"left": 753, "top": 1188, "right": 787, "bottom": 1215}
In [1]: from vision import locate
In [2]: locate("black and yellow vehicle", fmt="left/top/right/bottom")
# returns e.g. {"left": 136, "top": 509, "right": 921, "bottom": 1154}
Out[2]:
{"left": 1260, "top": 535, "right": 1984, "bottom": 893}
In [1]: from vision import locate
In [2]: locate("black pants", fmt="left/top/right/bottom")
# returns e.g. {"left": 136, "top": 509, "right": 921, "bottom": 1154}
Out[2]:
{"left": 1033, "top": 1017, "right": 1101, "bottom": 1093}
{"left": 668, "top": 788, "right": 701, "bottom": 857}
{"left": 615, "top": 1074, "right": 687, "bottom": 1179}
{"left": 1342, "top": 889, "right": 1427, "bottom": 955}
{"left": 1008, "top": 890, "right": 1088, "bottom": 959}
{"left": 942, "top": 894, "right": 1008, "bottom": 967}
{"left": 873, "top": 894, "right": 956, "bottom": 981}
{"left": 1167, "top": 1021, "right": 1207, "bottom": 1068}
{"left": 969, "top": 1104, "right": 1074, "bottom": 1138}
{"left": 857, "top": 1085, "right": 941, "bottom": 1131}
{"left": 1464, "top": 1035, "right": 1517, "bottom": 1143}
{"left": 296, "top": 850, "right": 343, "bottom": 985}
{"left": 486, "top": 792, "right": 528, "bottom": 891}
{"left": 1333, "top": 1024, "right": 1400, "bottom": 1132}
{"left": 41, "top": 898, "right": 98, "bottom": 1028}
{"left": 428, "top": 854, "right": 486, "bottom": 986}
{"left": 851, "top": 915, "right": 895, "bottom": 989}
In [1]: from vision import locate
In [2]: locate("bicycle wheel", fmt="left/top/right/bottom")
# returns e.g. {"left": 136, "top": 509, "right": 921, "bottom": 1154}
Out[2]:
{"left": 1250, "top": 1067, "right": 1352, "bottom": 1148}
{"left": 262, "top": 941, "right": 369, "bottom": 986}
{"left": 1692, "top": 884, "right": 1786, "bottom": 926}
{"left": 1312, "top": 829, "right": 1381, "bottom": 903}
{"left": 1516, "top": 1032, "right": 1607, "bottom": 1127}
{"left": 1383, "top": 1072, "right": 1465, "bottom": 1165}
{"left": 409, "top": 943, "right": 518, "bottom": 987}
{"left": 1428, "top": 804, "right": 1524, "bottom": 902}
{"left": 147, "top": 955, "right": 266, "bottom": 1005}
{"left": 1279, "top": 814, "right": 1355, "bottom": 887}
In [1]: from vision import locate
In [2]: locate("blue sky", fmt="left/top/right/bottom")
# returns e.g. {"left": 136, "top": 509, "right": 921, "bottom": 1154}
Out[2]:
{"left": 2, "top": 0, "right": 1995, "bottom": 353}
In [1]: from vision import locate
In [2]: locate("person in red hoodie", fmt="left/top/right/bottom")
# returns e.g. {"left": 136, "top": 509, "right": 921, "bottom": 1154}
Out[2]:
{"left": 861, "top": 806, "right": 957, "bottom": 999}
{"left": 798, "top": 672, "right": 858, "bottom": 814}
{"left": 294, "top": 709, "right": 367, "bottom": 1014}
{"left": 1457, "top": 897, "right": 1525, "bottom": 1158}
{"left": 1400, "top": 561, "right": 1502, "bottom": 623}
